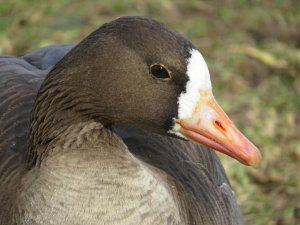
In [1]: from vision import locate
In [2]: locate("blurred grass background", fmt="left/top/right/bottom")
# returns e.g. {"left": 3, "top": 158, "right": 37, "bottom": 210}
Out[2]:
{"left": 1, "top": 0, "right": 299, "bottom": 224}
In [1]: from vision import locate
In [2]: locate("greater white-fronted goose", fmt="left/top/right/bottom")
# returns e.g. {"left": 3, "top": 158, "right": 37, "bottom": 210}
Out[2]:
{"left": 0, "top": 16, "right": 261, "bottom": 225}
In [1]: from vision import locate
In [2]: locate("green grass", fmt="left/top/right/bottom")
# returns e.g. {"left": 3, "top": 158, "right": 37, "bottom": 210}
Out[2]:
{"left": 1, "top": 0, "right": 299, "bottom": 224}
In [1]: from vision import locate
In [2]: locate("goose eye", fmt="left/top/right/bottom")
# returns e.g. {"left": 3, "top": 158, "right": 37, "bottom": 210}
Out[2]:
{"left": 150, "top": 64, "right": 172, "bottom": 80}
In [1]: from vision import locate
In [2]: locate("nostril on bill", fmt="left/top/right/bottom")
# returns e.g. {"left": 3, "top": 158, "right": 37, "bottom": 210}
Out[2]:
{"left": 214, "top": 120, "right": 226, "bottom": 132}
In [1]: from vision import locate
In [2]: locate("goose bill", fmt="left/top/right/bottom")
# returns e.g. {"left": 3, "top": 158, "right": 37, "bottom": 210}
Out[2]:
{"left": 176, "top": 92, "right": 261, "bottom": 167}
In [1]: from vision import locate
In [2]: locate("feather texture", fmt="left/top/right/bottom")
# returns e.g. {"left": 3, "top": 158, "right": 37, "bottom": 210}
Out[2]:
{"left": 0, "top": 42, "right": 243, "bottom": 224}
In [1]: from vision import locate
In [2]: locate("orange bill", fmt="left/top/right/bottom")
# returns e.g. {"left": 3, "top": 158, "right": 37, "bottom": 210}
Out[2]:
{"left": 176, "top": 91, "right": 262, "bottom": 167}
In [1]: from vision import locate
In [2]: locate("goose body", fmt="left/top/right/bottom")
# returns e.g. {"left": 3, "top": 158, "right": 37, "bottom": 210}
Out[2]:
{"left": 0, "top": 17, "right": 261, "bottom": 224}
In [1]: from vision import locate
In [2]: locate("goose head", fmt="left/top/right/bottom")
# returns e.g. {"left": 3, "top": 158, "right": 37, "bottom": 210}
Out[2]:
{"left": 38, "top": 16, "right": 261, "bottom": 167}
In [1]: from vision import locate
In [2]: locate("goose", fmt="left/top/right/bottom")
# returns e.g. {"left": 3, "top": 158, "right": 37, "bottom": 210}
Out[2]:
{"left": 0, "top": 16, "right": 261, "bottom": 225}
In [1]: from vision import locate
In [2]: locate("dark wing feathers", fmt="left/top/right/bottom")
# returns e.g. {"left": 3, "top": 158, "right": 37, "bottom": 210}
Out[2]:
{"left": 22, "top": 44, "right": 75, "bottom": 70}
{"left": 0, "top": 45, "right": 75, "bottom": 164}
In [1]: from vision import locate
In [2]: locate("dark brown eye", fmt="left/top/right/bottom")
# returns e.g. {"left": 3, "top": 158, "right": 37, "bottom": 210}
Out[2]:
{"left": 150, "top": 64, "right": 172, "bottom": 80}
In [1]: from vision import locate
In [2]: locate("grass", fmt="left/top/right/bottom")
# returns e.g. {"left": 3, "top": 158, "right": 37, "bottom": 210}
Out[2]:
{"left": 1, "top": 0, "right": 299, "bottom": 224}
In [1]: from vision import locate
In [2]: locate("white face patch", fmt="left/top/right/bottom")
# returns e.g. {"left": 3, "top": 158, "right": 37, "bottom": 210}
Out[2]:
{"left": 178, "top": 49, "right": 212, "bottom": 119}
{"left": 169, "top": 48, "right": 212, "bottom": 136}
